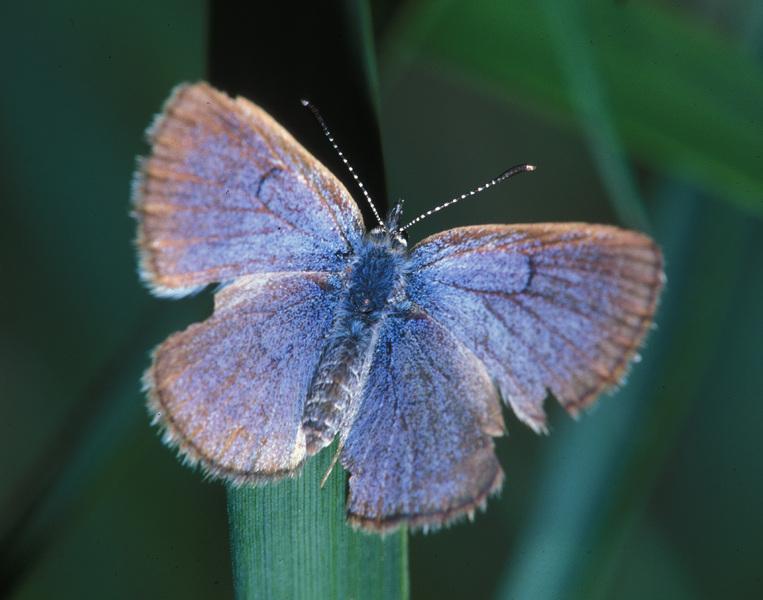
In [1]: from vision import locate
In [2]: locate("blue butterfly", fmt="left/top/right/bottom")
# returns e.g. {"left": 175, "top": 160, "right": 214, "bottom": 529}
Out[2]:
{"left": 133, "top": 82, "right": 663, "bottom": 532}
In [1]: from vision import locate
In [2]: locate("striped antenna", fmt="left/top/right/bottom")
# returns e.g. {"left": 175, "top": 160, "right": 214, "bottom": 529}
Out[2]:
{"left": 301, "top": 100, "right": 385, "bottom": 229}
{"left": 400, "top": 163, "right": 536, "bottom": 232}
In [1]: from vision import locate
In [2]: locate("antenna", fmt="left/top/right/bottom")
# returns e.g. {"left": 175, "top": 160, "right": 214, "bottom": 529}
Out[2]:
{"left": 400, "top": 163, "right": 536, "bottom": 231}
{"left": 301, "top": 100, "right": 384, "bottom": 229}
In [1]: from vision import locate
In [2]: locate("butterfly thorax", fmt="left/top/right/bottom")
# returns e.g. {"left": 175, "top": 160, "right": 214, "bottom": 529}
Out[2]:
{"left": 302, "top": 215, "right": 410, "bottom": 456}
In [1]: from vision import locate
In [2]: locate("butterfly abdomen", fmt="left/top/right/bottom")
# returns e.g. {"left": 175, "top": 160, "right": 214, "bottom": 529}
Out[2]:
{"left": 302, "top": 234, "right": 410, "bottom": 455}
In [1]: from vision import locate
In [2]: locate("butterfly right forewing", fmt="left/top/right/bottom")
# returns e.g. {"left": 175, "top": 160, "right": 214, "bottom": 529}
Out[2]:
{"left": 408, "top": 223, "right": 664, "bottom": 432}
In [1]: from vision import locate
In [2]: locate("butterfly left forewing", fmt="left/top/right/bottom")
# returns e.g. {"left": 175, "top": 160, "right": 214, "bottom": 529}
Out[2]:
{"left": 408, "top": 223, "right": 663, "bottom": 432}
{"left": 340, "top": 309, "right": 505, "bottom": 533}
{"left": 133, "top": 82, "right": 363, "bottom": 298}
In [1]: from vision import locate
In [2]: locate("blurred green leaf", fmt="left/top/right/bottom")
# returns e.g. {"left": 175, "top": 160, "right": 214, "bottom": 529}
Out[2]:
{"left": 4, "top": 0, "right": 762, "bottom": 598}
{"left": 390, "top": 0, "right": 763, "bottom": 218}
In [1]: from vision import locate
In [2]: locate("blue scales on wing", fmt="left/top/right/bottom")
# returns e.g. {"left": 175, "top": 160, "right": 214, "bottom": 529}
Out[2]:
{"left": 134, "top": 83, "right": 362, "bottom": 480}
{"left": 134, "top": 82, "right": 665, "bottom": 531}
{"left": 340, "top": 222, "right": 662, "bottom": 530}
{"left": 133, "top": 82, "right": 363, "bottom": 297}
{"left": 407, "top": 223, "right": 664, "bottom": 433}
{"left": 341, "top": 309, "right": 505, "bottom": 532}
{"left": 146, "top": 272, "right": 340, "bottom": 480}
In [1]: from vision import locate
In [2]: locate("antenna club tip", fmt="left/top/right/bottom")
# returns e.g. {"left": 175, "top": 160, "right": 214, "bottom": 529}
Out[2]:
{"left": 526, "top": 164, "right": 537, "bottom": 171}
{"left": 300, "top": 99, "right": 310, "bottom": 107}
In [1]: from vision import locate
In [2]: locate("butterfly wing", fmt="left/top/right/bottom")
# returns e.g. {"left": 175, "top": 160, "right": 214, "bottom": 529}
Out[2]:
{"left": 407, "top": 223, "right": 664, "bottom": 432}
{"left": 146, "top": 272, "right": 340, "bottom": 481}
{"left": 340, "top": 309, "right": 506, "bottom": 532}
{"left": 133, "top": 82, "right": 363, "bottom": 297}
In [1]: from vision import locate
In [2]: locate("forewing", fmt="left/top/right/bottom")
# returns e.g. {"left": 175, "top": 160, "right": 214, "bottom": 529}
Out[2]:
{"left": 341, "top": 310, "right": 505, "bottom": 532}
{"left": 408, "top": 223, "right": 664, "bottom": 432}
{"left": 145, "top": 272, "right": 338, "bottom": 482}
{"left": 133, "top": 82, "right": 364, "bottom": 297}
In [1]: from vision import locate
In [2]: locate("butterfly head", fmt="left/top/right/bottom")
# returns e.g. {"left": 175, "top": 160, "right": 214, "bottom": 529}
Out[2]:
{"left": 367, "top": 199, "right": 408, "bottom": 251}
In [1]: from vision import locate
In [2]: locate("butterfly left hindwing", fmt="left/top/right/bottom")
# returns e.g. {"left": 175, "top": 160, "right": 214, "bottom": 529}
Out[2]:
{"left": 340, "top": 309, "right": 505, "bottom": 532}
{"left": 147, "top": 272, "right": 340, "bottom": 481}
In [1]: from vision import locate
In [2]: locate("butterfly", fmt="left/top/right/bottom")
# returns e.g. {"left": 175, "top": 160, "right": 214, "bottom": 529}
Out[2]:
{"left": 132, "top": 82, "right": 664, "bottom": 533}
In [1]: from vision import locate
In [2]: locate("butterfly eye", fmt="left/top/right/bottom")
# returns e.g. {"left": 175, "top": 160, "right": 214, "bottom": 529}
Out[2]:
{"left": 383, "top": 229, "right": 408, "bottom": 252}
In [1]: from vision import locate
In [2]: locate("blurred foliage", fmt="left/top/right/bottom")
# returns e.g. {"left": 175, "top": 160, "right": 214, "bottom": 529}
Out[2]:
{"left": 0, "top": 0, "right": 761, "bottom": 599}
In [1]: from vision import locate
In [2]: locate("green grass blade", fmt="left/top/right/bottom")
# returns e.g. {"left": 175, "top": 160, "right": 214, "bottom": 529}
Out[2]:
{"left": 222, "top": 2, "right": 408, "bottom": 598}
{"left": 228, "top": 444, "right": 409, "bottom": 600}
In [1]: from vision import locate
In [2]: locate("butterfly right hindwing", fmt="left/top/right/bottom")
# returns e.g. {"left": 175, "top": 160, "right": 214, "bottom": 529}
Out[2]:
{"left": 340, "top": 308, "right": 505, "bottom": 532}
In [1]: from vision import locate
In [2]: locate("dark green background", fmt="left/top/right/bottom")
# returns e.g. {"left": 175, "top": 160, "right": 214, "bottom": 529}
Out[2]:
{"left": 1, "top": 1, "right": 762, "bottom": 598}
